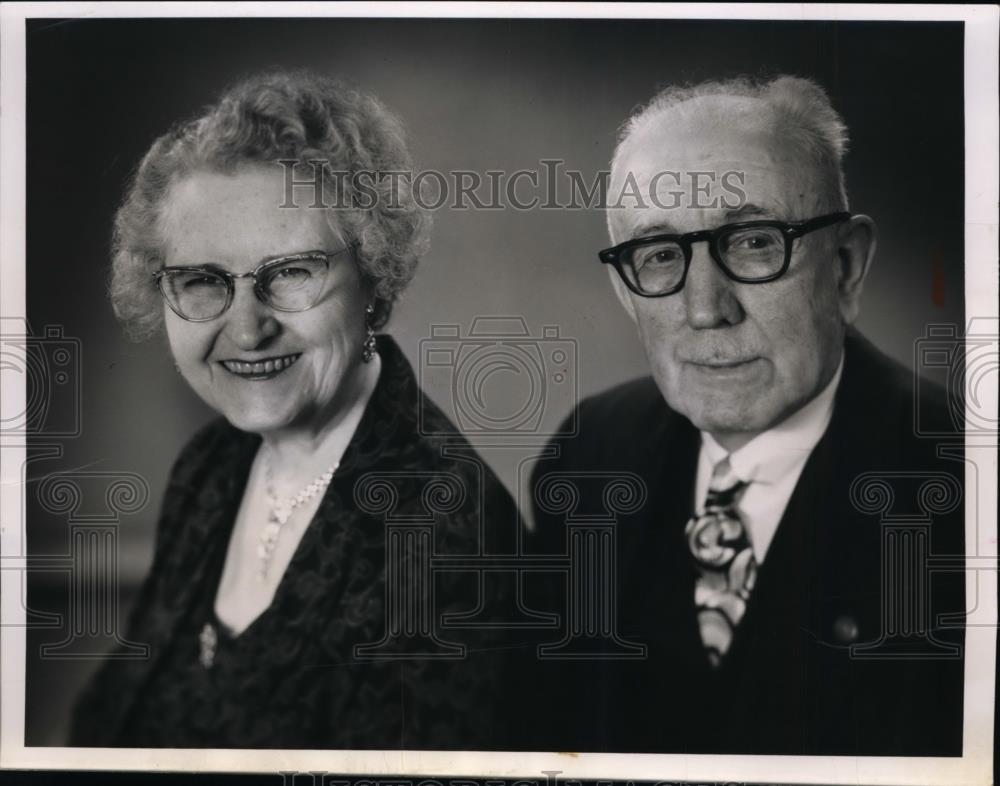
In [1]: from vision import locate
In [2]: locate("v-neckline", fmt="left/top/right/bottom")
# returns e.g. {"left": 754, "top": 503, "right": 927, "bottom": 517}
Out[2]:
{"left": 209, "top": 443, "right": 340, "bottom": 642}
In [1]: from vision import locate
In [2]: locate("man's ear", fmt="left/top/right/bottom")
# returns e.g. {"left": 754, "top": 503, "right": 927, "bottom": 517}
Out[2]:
{"left": 608, "top": 266, "right": 638, "bottom": 323}
{"left": 835, "top": 214, "right": 877, "bottom": 324}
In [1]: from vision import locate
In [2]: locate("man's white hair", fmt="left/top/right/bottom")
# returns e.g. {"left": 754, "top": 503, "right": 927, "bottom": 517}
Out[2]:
{"left": 609, "top": 75, "right": 851, "bottom": 235}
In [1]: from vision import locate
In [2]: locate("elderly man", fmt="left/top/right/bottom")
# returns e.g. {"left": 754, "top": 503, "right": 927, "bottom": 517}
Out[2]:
{"left": 524, "top": 76, "right": 964, "bottom": 755}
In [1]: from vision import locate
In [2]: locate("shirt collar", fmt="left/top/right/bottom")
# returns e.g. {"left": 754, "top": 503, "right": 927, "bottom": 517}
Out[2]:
{"left": 701, "top": 355, "right": 844, "bottom": 486}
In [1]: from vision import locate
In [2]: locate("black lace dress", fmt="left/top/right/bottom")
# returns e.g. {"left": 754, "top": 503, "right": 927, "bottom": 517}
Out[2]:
{"left": 70, "top": 336, "right": 520, "bottom": 749}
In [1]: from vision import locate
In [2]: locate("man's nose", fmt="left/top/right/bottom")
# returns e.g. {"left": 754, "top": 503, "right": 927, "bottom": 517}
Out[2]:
{"left": 681, "top": 242, "right": 744, "bottom": 329}
{"left": 223, "top": 282, "right": 280, "bottom": 350}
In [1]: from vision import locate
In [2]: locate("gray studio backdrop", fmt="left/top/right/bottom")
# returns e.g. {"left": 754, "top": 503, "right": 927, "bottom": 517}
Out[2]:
{"left": 24, "top": 18, "right": 964, "bottom": 743}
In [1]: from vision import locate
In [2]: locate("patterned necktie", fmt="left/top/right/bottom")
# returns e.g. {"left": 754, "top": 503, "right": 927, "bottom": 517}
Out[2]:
{"left": 685, "top": 457, "right": 756, "bottom": 667}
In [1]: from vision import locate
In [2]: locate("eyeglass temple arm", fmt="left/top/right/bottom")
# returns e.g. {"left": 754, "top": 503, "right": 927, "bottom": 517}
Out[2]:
{"left": 788, "top": 211, "right": 852, "bottom": 237}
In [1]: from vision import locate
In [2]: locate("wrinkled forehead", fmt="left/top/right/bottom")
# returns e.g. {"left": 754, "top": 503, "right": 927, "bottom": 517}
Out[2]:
{"left": 617, "top": 94, "right": 777, "bottom": 168}
{"left": 609, "top": 95, "right": 828, "bottom": 239}
{"left": 156, "top": 164, "right": 342, "bottom": 265}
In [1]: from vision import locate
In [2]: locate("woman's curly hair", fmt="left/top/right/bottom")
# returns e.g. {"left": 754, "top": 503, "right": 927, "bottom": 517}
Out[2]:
{"left": 110, "top": 69, "right": 429, "bottom": 339}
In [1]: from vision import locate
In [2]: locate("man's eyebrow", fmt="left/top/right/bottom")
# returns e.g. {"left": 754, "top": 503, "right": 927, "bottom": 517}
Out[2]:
{"left": 626, "top": 204, "right": 784, "bottom": 240}
{"left": 723, "top": 203, "right": 776, "bottom": 221}
{"left": 630, "top": 221, "right": 678, "bottom": 238}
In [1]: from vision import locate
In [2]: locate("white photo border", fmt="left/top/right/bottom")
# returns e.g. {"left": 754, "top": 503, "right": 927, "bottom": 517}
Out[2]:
{"left": 1, "top": 3, "right": 997, "bottom": 784}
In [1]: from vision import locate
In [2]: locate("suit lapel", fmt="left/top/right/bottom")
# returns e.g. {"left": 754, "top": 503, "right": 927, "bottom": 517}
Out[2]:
{"left": 721, "top": 438, "right": 828, "bottom": 680}
{"left": 708, "top": 337, "right": 879, "bottom": 745}
{"left": 621, "top": 411, "right": 707, "bottom": 665}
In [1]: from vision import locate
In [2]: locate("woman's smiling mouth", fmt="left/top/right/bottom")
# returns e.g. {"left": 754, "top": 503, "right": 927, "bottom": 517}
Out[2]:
{"left": 220, "top": 353, "right": 302, "bottom": 380}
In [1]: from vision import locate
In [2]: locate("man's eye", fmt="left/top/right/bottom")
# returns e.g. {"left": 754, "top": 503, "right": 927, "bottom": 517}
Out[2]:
{"left": 729, "top": 232, "right": 777, "bottom": 251}
{"left": 636, "top": 245, "right": 683, "bottom": 266}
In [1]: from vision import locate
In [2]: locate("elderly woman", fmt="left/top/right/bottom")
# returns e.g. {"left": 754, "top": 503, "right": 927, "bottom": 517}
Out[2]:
{"left": 70, "top": 70, "right": 517, "bottom": 749}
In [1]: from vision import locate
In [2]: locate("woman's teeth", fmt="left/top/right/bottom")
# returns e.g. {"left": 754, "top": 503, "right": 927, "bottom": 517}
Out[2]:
{"left": 221, "top": 353, "right": 301, "bottom": 376}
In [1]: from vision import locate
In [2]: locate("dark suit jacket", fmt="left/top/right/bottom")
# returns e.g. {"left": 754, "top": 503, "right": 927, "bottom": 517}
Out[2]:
{"left": 519, "top": 332, "right": 965, "bottom": 756}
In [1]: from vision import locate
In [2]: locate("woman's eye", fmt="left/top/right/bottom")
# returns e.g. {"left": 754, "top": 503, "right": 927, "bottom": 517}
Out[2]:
{"left": 183, "top": 275, "right": 224, "bottom": 290}
{"left": 273, "top": 266, "right": 310, "bottom": 279}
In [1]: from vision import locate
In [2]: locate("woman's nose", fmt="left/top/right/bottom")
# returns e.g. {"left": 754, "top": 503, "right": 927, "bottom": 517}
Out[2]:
{"left": 682, "top": 242, "right": 745, "bottom": 329}
{"left": 223, "top": 282, "right": 280, "bottom": 350}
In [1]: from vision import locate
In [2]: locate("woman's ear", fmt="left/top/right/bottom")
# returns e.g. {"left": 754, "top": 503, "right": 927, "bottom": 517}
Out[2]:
{"left": 835, "top": 214, "right": 877, "bottom": 325}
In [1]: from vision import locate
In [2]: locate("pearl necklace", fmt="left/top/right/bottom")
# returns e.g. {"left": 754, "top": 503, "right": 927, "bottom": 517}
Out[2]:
{"left": 256, "top": 451, "right": 339, "bottom": 582}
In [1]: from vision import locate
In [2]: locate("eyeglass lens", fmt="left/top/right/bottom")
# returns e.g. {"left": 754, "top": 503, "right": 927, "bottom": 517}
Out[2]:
{"left": 625, "top": 225, "right": 786, "bottom": 294}
{"left": 160, "top": 257, "right": 329, "bottom": 320}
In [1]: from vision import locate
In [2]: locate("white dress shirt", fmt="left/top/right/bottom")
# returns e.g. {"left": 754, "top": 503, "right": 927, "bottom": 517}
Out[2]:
{"left": 694, "top": 358, "right": 844, "bottom": 564}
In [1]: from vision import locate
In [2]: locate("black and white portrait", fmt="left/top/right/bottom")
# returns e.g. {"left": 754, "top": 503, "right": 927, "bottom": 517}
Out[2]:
{"left": 0, "top": 5, "right": 996, "bottom": 785}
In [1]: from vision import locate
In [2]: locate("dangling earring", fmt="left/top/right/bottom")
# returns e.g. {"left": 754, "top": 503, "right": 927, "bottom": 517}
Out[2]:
{"left": 362, "top": 303, "right": 377, "bottom": 363}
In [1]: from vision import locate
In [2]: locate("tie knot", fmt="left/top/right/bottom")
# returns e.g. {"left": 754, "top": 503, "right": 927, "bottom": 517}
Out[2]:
{"left": 709, "top": 456, "right": 740, "bottom": 490}
{"left": 706, "top": 457, "right": 747, "bottom": 509}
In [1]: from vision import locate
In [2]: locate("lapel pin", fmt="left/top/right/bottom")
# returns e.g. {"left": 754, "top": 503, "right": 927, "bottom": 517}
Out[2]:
{"left": 832, "top": 615, "right": 859, "bottom": 644}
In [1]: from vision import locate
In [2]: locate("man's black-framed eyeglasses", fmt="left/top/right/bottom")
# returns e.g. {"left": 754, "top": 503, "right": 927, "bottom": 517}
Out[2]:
{"left": 152, "top": 248, "right": 350, "bottom": 322}
{"left": 599, "top": 212, "right": 852, "bottom": 298}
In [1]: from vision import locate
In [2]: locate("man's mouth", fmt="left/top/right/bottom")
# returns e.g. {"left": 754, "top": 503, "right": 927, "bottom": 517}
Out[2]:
{"left": 220, "top": 353, "right": 302, "bottom": 379}
{"left": 687, "top": 357, "right": 757, "bottom": 368}
{"left": 694, "top": 358, "right": 756, "bottom": 368}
